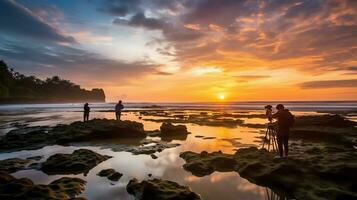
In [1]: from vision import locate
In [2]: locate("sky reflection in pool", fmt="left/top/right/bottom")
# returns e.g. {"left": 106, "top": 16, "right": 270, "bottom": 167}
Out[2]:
{"left": 0, "top": 109, "right": 296, "bottom": 200}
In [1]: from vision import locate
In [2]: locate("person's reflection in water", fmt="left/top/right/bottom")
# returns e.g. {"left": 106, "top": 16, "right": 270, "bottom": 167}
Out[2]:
{"left": 83, "top": 103, "right": 90, "bottom": 122}
{"left": 115, "top": 100, "right": 124, "bottom": 120}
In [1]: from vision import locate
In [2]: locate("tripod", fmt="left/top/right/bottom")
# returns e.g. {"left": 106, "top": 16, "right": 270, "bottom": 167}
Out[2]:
{"left": 262, "top": 122, "right": 278, "bottom": 152}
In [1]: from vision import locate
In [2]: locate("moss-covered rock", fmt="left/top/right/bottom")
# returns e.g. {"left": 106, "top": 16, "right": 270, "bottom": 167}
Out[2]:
{"left": 130, "top": 140, "right": 180, "bottom": 155}
{"left": 141, "top": 111, "right": 246, "bottom": 128}
{"left": 0, "top": 171, "right": 86, "bottom": 199}
{"left": 126, "top": 178, "right": 201, "bottom": 200}
{"left": 53, "top": 119, "right": 146, "bottom": 143}
{"left": 97, "top": 169, "right": 122, "bottom": 181}
{"left": 160, "top": 123, "right": 188, "bottom": 135}
{"left": 0, "top": 119, "right": 146, "bottom": 152}
{"left": 180, "top": 151, "right": 237, "bottom": 177}
{"left": 159, "top": 123, "right": 190, "bottom": 141}
{"left": 0, "top": 158, "right": 30, "bottom": 173}
{"left": 0, "top": 156, "right": 44, "bottom": 173}
{"left": 294, "top": 114, "right": 356, "bottom": 127}
{"left": 41, "top": 149, "right": 111, "bottom": 175}
{"left": 180, "top": 146, "right": 357, "bottom": 200}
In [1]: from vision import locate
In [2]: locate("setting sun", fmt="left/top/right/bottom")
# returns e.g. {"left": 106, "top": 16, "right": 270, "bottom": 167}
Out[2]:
{"left": 219, "top": 94, "right": 225, "bottom": 100}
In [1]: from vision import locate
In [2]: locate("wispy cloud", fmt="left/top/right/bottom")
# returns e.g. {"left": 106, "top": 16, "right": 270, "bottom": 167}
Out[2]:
{"left": 299, "top": 79, "right": 357, "bottom": 89}
{"left": 1, "top": 0, "right": 357, "bottom": 101}
{"left": 0, "top": 0, "right": 75, "bottom": 43}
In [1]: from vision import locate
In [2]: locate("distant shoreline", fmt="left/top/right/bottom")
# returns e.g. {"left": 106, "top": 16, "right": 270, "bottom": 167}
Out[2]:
{"left": 0, "top": 101, "right": 356, "bottom": 113}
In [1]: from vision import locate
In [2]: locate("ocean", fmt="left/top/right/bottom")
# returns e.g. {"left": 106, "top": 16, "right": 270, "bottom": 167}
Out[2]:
{"left": 1, "top": 101, "right": 357, "bottom": 111}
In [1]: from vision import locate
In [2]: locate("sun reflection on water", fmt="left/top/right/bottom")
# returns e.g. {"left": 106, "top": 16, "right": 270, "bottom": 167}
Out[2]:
{"left": 0, "top": 109, "right": 299, "bottom": 200}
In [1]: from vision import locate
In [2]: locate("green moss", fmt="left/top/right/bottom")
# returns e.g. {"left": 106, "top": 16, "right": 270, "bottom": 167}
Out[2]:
{"left": 97, "top": 169, "right": 123, "bottom": 181}
{"left": 0, "top": 156, "right": 44, "bottom": 173}
{"left": 0, "top": 171, "right": 86, "bottom": 199}
{"left": 0, "top": 119, "right": 146, "bottom": 152}
{"left": 0, "top": 158, "right": 30, "bottom": 173}
{"left": 41, "top": 149, "right": 111, "bottom": 175}
{"left": 159, "top": 123, "right": 190, "bottom": 141}
{"left": 180, "top": 145, "right": 357, "bottom": 200}
{"left": 126, "top": 178, "right": 201, "bottom": 200}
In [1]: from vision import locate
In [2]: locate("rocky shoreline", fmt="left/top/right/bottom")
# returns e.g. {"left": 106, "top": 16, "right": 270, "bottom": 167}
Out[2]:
{"left": 179, "top": 114, "right": 357, "bottom": 200}
{"left": 0, "top": 113, "right": 356, "bottom": 199}
{"left": 0, "top": 172, "right": 86, "bottom": 200}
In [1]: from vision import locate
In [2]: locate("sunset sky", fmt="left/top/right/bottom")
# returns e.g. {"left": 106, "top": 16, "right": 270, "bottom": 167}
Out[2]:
{"left": 0, "top": 0, "right": 356, "bottom": 102}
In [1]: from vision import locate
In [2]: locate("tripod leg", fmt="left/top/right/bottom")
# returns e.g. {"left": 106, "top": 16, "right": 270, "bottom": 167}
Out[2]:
{"left": 272, "top": 131, "right": 279, "bottom": 154}
{"left": 272, "top": 133, "right": 277, "bottom": 152}
{"left": 267, "top": 129, "right": 271, "bottom": 151}
{"left": 262, "top": 128, "right": 269, "bottom": 149}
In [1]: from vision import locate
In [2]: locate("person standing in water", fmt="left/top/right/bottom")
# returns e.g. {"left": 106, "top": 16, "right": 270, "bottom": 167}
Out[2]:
{"left": 115, "top": 100, "right": 124, "bottom": 120}
{"left": 83, "top": 103, "right": 90, "bottom": 122}
{"left": 272, "top": 104, "right": 295, "bottom": 159}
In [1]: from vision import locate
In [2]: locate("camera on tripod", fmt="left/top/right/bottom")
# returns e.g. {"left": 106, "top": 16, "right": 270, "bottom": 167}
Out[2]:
{"left": 264, "top": 105, "right": 273, "bottom": 123}
{"left": 262, "top": 105, "right": 278, "bottom": 152}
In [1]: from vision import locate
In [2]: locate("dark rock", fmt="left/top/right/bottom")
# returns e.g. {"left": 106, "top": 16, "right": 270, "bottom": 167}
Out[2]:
{"left": 145, "top": 117, "right": 244, "bottom": 128}
{"left": 97, "top": 169, "right": 123, "bottom": 181}
{"left": 0, "top": 158, "right": 30, "bottom": 173}
{"left": 145, "top": 130, "right": 161, "bottom": 137}
{"left": 150, "top": 154, "right": 158, "bottom": 159}
{"left": 0, "top": 127, "right": 53, "bottom": 152}
{"left": 130, "top": 140, "right": 180, "bottom": 155}
{"left": 0, "top": 171, "right": 86, "bottom": 199}
{"left": 180, "top": 151, "right": 237, "bottom": 177}
{"left": 26, "top": 156, "right": 43, "bottom": 161}
{"left": 159, "top": 123, "right": 190, "bottom": 142}
{"left": 53, "top": 119, "right": 146, "bottom": 142}
{"left": 126, "top": 178, "right": 201, "bottom": 200}
{"left": 160, "top": 123, "right": 188, "bottom": 135}
{"left": 0, "top": 119, "right": 146, "bottom": 152}
{"left": 294, "top": 114, "right": 357, "bottom": 127}
{"left": 180, "top": 146, "right": 357, "bottom": 200}
{"left": 41, "top": 149, "right": 112, "bottom": 175}
{"left": 202, "top": 137, "right": 216, "bottom": 140}
{"left": 6, "top": 126, "right": 50, "bottom": 136}
{"left": 0, "top": 156, "right": 44, "bottom": 173}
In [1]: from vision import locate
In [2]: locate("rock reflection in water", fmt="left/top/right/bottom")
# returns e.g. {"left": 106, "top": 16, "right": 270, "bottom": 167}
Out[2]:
{"left": 0, "top": 109, "right": 294, "bottom": 200}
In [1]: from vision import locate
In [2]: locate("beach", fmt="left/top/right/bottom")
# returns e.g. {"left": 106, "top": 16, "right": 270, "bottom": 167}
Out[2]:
{"left": 0, "top": 102, "right": 356, "bottom": 200}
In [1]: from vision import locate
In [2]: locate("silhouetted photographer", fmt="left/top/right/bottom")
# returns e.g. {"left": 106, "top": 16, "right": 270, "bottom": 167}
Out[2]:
{"left": 272, "top": 104, "right": 295, "bottom": 159}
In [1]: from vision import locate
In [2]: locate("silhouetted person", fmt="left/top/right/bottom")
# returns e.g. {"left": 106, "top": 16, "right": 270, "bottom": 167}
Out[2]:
{"left": 83, "top": 103, "right": 90, "bottom": 122}
{"left": 272, "top": 104, "right": 294, "bottom": 158}
{"left": 115, "top": 100, "right": 124, "bottom": 120}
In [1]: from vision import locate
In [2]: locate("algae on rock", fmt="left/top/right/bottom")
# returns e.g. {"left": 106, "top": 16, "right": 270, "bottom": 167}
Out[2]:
{"left": 0, "top": 119, "right": 146, "bottom": 152}
{"left": 126, "top": 178, "right": 201, "bottom": 200}
{"left": 41, "top": 149, "right": 112, "bottom": 175}
{"left": 180, "top": 146, "right": 357, "bottom": 200}
{"left": 97, "top": 169, "right": 123, "bottom": 181}
{"left": 0, "top": 171, "right": 86, "bottom": 199}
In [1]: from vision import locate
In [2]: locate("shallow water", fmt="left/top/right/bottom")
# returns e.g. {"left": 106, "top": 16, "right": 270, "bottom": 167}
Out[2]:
{"left": 0, "top": 106, "right": 327, "bottom": 200}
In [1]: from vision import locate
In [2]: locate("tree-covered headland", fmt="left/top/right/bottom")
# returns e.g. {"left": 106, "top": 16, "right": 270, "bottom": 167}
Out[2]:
{"left": 0, "top": 60, "right": 105, "bottom": 103}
